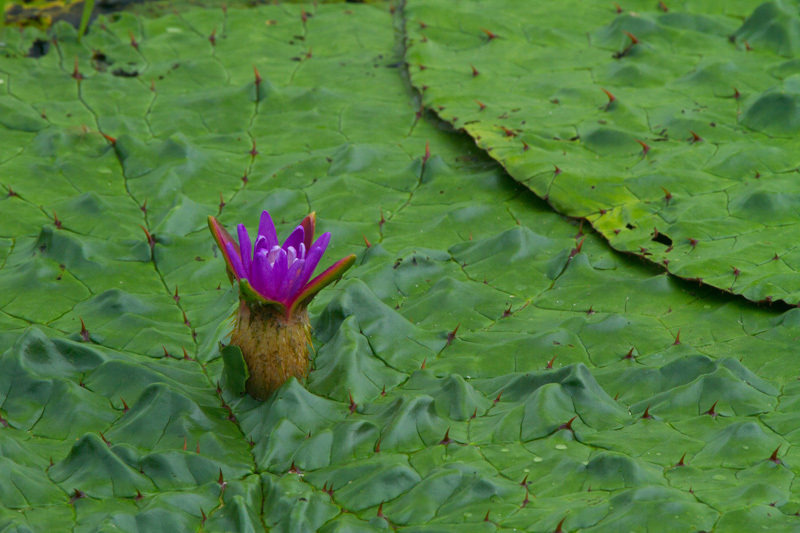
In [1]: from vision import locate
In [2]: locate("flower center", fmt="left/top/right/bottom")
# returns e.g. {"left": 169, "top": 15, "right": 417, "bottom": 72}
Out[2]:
{"left": 267, "top": 243, "right": 306, "bottom": 267}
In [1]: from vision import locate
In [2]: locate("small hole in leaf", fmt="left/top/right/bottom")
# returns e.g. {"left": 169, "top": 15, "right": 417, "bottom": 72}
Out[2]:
{"left": 28, "top": 39, "right": 50, "bottom": 58}
{"left": 112, "top": 68, "right": 139, "bottom": 78}
{"left": 652, "top": 232, "right": 673, "bottom": 247}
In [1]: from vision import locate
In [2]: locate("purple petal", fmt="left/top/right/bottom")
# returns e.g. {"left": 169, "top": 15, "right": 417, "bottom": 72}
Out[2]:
{"left": 237, "top": 224, "right": 252, "bottom": 278}
{"left": 271, "top": 249, "right": 288, "bottom": 301}
{"left": 267, "top": 245, "right": 281, "bottom": 266}
{"left": 282, "top": 226, "right": 305, "bottom": 253}
{"left": 300, "top": 232, "right": 330, "bottom": 287}
{"left": 254, "top": 235, "right": 270, "bottom": 257}
{"left": 261, "top": 264, "right": 276, "bottom": 300}
{"left": 258, "top": 211, "right": 279, "bottom": 249}
{"left": 225, "top": 242, "right": 246, "bottom": 279}
{"left": 251, "top": 250, "right": 268, "bottom": 297}
{"left": 280, "top": 258, "right": 306, "bottom": 301}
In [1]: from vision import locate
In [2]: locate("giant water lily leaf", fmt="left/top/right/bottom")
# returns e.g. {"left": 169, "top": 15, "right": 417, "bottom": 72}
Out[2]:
{"left": 405, "top": 0, "right": 800, "bottom": 305}
{"left": 2, "top": 3, "right": 800, "bottom": 531}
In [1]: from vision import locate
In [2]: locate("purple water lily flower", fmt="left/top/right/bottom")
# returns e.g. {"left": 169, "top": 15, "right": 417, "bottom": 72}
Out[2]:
{"left": 208, "top": 211, "right": 355, "bottom": 318}
{"left": 209, "top": 210, "right": 355, "bottom": 399}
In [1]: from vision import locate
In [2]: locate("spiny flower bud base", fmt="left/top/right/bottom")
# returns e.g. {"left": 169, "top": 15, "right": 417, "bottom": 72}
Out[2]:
{"left": 231, "top": 301, "right": 311, "bottom": 400}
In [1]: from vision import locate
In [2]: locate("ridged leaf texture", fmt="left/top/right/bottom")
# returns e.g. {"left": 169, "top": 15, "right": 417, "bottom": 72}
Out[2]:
{"left": 406, "top": 0, "right": 800, "bottom": 305}
{"left": 1, "top": 2, "right": 800, "bottom": 532}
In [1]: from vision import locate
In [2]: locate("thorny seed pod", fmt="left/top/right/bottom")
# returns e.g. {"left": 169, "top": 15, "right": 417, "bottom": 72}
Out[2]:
{"left": 209, "top": 211, "right": 355, "bottom": 399}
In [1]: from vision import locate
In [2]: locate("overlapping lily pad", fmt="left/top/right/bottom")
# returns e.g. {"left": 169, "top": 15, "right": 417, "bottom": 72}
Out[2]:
{"left": 2, "top": 2, "right": 800, "bottom": 531}
{"left": 405, "top": 0, "right": 800, "bottom": 305}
